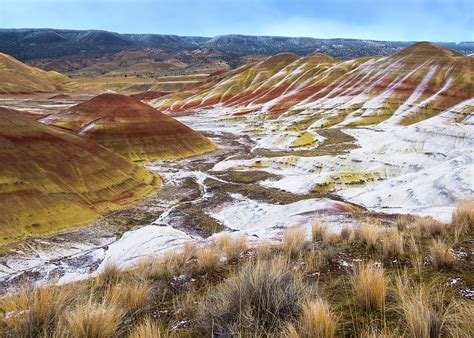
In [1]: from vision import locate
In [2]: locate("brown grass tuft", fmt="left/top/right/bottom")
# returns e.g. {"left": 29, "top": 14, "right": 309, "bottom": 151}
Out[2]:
{"left": 299, "top": 299, "right": 338, "bottom": 338}
{"left": 283, "top": 226, "right": 307, "bottom": 258}
{"left": 382, "top": 229, "right": 404, "bottom": 258}
{"left": 64, "top": 301, "right": 123, "bottom": 338}
{"left": 452, "top": 201, "right": 474, "bottom": 236}
{"left": 98, "top": 262, "right": 121, "bottom": 286}
{"left": 195, "top": 246, "right": 221, "bottom": 274}
{"left": 197, "top": 256, "right": 309, "bottom": 335}
{"left": 340, "top": 225, "right": 352, "bottom": 242}
{"left": 352, "top": 263, "right": 386, "bottom": 311}
{"left": 312, "top": 223, "right": 327, "bottom": 242}
{"left": 216, "top": 234, "right": 247, "bottom": 261}
{"left": 429, "top": 239, "right": 455, "bottom": 270}
{"left": 128, "top": 317, "right": 169, "bottom": 338}
{"left": 354, "top": 224, "right": 379, "bottom": 251}
{"left": 107, "top": 281, "right": 152, "bottom": 315}
{"left": 395, "top": 280, "right": 440, "bottom": 338}
{"left": 414, "top": 217, "right": 446, "bottom": 238}
{"left": 0, "top": 285, "right": 71, "bottom": 337}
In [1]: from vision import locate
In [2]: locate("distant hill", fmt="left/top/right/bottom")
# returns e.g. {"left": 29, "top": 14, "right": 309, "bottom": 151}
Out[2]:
{"left": 0, "top": 52, "right": 72, "bottom": 93}
{"left": 1, "top": 28, "right": 472, "bottom": 63}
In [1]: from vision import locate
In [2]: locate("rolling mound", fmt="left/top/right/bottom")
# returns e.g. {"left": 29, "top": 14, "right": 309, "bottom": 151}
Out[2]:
{"left": 0, "top": 107, "right": 161, "bottom": 243}
{"left": 0, "top": 53, "right": 72, "bottom": 94}
{"left": 41, "top": 94, "right": 216, "bottom": 161}
{"left": 151, "top": 42, "right": 473, "bottom": 126}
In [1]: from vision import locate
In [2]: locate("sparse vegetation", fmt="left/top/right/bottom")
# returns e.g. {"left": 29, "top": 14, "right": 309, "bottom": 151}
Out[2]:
{"left": 0, "top": 202, "right": 472, "bottom": 337}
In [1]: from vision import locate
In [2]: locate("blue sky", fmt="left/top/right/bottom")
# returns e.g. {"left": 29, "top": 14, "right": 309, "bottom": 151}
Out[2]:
{"left": 0, "top": 0, "right": 472, "bottom": 41}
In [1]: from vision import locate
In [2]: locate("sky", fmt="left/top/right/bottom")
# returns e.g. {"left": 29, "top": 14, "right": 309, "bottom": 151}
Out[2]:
{"left": 0, "top": 0, "right": 472, "bottom": 41}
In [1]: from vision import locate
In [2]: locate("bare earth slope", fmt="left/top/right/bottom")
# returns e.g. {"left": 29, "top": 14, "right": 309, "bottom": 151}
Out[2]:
{"left": 150, "top": 42, "right": 473, "bottom": 220}
{"left": 0, "top": 107, "right": 161, "bottom": 243}
{"left": 41, "top": 93, "right": 216, "bottom": 161}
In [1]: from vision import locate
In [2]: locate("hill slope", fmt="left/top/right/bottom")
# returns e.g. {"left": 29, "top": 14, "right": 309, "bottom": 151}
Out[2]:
{"left": 151, "top": 42, "right": 473, "bottom": 127}
{"left": 41, "top": 94, "right": 216, "bottom": 161}
{"left": 0, "top": 53, "right": 72, "bottom": 94}
{"left": 0, "top": 107, "right": 161, "bottom": 243}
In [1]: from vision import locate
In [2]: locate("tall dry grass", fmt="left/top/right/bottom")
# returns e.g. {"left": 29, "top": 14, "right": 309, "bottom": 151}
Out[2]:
{"left": 352, "top": 263, "right": 386, "bottom": 311}
{"left": 0, "top": 285, "right": 71, "bottom": 337}
{"left": 107, "top": 281, "right": 152, "bottom": 315}
{"left": 197, "top": 256, "right": 309, "bottom": 335}
{"left": 195, "top": 246, "right": 221, "bottom": 274}
{"left": 216, "top": 234, "right": 247, "bottom": 261}
{"left": 299, "top": 299, "right": 338, "bottom": 338}
{"left": 382, "top": 229, "right": 404, "bottom": 258}
{"left": 429, "top": 239, "right": 455, "bottom": 270}
{"left": 354, "top": 224, "right": 379, "bottom": 251}
{"left": 283, "top": 226, "right": 307, "bottom": 258}
{"left": 452, "top": 201, "right": 474, "bottom": 236}
{"left": 413, "top": 217, "right": 446, "bottom": 238}
{"left": 64, "top": 301, "right": 123, "bottom": 338}
{"left": 128, "top": 318, "right": 169, "bottom": 338}
{"left": 312, "top": 223, "right": 327, "bottom": 242}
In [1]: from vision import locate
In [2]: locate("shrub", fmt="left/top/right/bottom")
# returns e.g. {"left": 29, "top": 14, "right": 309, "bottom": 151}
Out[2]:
{"left": 197, "top": 256, "right": 309, "bottom": 335}
{"left": 64, "top": 301, "right": 123, "bottom": 338}
{"left": 352, "top": 263, "right": 386, "bottom": 311}
{"left": 283, "top": 226, "right": 307, "bottom": 258}
{"left": 429, "top": 239, "right": 455, "bottom": 270}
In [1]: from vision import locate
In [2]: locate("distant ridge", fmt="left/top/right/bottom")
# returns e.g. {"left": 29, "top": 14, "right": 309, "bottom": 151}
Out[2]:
{"left": 0, "top": 28, "right": 472, "bottom": 62}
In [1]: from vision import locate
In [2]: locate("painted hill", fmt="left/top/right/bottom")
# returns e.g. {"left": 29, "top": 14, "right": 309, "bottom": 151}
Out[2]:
{"left": 0, "top": 107, "right": 161, "bottom": 243}
{"left": 0, "top": 52, "right": 72, "bottom": 94}
{"left": 150, "top": 42, "right": 473, "bottom": 127}
{"left": 41, "top": 94, "right": 216, "bottom": 161}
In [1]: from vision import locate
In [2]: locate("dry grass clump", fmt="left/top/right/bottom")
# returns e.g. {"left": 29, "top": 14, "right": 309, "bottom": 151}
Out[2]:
{"left": 108, "top": 282, "right": 152, "bottom": 315}
{"left": 195, "top": 246, "right": 221, "bottom": 274}
{"left": 134, "top": 244, "right": 195, "bottom": 281}
{"left": 128, "top": 318, "right": 169, "bottom": 338}
{"left": 354, "top": 224, "right": 379, "bottom": 251}
{"left": 98, "top": 263, "right": 121, "bottom": 286}
{"left": 444, "top": 301, "right": 474, "bottom": 337}
{"left": 64, "top": 301, "right": 123, "bottom": 338}
{"left": 382, "top": 229, "right": 404, "bottom": 258}
{"left": 216, "top": 234, "right": 247, "bottom": 261}
{"left": 340, "top": 225, "right": 352, "bottom": 242}
{"left": 395, "top": 280, "right": 440, "bottom": 338}
{"left": 429, "top": 239, "right": 455, "bottom": 270}
{"left": 283, "top": 226, "right": 307, "bottom": 258}
{"left": 197, "top": 256, "right": 309, "bottom": 335}
{"left": 452, "top": 201, "right": 474, "bottom": 235}
{"left": 322, "top": 232, "right": 341, "bottom": 245}
{"left": 312, "top": 223, "right": 327, "bottom": 242}
{"left": 414, "top": 217, "right": 446, "bottom": 238}
{"left": 0, "top": 285, "right": 71, "bottom": 337}
{"left": 396, "top": 214, "right": 413, "bottom": 232}
{"left": 352, "top": 263, "right": 386, "bottom": 311}
{"left": 297, "top": 299, "right": 338, "bottom": 338}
